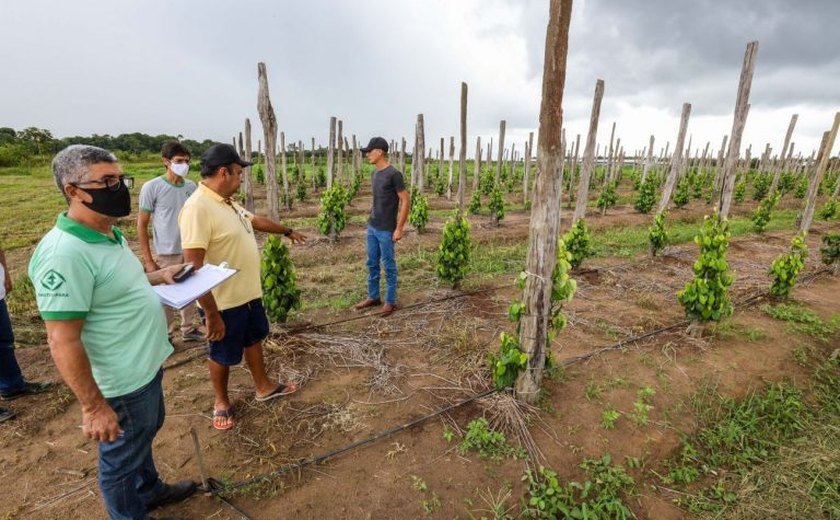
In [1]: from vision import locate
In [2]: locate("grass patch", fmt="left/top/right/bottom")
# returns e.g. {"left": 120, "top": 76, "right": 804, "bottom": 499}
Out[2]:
{"left": 761, "top": 302, "right": 840, "bottom": 342}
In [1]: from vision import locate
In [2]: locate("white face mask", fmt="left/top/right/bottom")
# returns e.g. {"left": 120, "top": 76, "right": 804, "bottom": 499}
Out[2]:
{"left": 170, "top": 162, "right": 189, "bottom": 177}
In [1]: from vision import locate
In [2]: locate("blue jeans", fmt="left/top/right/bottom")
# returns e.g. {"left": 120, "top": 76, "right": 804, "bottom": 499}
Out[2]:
{"left": 366, "top": 226, "right": 398, "bottom": 305}
{"left": 99, "top": 369, "right": 166, "bottom": 520}
{"left": 0, "top": 299, "right": 25, "bottom": 394}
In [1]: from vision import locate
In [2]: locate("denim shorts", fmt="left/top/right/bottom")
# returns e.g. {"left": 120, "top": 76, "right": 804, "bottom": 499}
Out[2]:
{"left": 207, "top": 298, "right": 270, "bottom": 366}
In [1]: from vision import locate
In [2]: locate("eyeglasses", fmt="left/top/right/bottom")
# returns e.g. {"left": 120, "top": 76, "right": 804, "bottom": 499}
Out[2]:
{"left": 224, "top": 198, "right": 252, "bottom": 234}
{"left": 73, "top": 175, "right": 134, "bottom": 191}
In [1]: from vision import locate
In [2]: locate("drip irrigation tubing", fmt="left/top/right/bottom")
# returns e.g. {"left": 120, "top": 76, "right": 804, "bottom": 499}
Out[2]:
{"left": 203, "top": 266, "right": 833, "bottom": 502}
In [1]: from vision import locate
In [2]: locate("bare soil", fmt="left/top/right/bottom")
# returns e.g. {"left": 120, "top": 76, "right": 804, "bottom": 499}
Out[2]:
{"left": 2, "top": 189, "right": 839, "bottom": 520}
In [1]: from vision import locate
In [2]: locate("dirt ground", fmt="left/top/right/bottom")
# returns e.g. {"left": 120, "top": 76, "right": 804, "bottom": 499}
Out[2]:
{"left": 1, "top": 187, "right": 839, "bottom": 520}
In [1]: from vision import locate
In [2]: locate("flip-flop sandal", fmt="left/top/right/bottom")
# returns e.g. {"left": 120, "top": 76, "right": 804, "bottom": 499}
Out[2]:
{"left": 255, "top": 382, "right": 298, "bottom": 402}
{"left": 212, "top": 409, "right": 234, "bottom": 430}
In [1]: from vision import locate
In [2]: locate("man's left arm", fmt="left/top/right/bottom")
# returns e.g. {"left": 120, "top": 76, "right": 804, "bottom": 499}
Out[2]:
{"left": 393, "top": 189, "right": 410, "bottom": 242}
{"left": 251, "top": 215, "right": 307, "bottom": 244}
{"left": 0, "top": 245, "right": 11, "bottom": 295}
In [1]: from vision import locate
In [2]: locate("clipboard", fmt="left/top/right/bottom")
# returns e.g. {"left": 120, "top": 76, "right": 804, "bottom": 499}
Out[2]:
{"left": 152, "top": 263, "right": 238, "bottom": 309}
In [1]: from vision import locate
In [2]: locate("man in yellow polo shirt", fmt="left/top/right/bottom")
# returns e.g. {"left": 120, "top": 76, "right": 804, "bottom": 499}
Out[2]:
{"left": 180, "top": 143, "right": 306, "bottom": 430}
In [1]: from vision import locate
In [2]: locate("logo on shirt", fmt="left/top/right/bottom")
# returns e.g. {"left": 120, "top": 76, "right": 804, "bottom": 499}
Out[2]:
{"left": 40, "top": 269, "right": 66, "bottom": 291}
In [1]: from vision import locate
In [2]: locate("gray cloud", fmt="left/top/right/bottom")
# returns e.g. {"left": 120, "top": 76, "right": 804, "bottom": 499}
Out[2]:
{"left": 0, "top": 0, "right": 837, "bottom": 156}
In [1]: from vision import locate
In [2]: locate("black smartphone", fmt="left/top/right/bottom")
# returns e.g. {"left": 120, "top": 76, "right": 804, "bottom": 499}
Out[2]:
{"left": 173, "top": 264, "right": 195, "bottom": 283}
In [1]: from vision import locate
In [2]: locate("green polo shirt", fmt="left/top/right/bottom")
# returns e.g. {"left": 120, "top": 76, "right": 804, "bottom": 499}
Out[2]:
{"left": 28, "top": 213, "right": 173, "bottom": 398}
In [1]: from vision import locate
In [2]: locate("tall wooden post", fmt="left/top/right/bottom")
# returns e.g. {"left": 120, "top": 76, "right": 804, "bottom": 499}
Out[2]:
{"left": 642, "top": 135, "right": 655, "bottom": 183}
{"left": 310, "top": 137, "right": 316, "bottom": 189}
{"left": 399, "top": 138, "right": 406, "bottom": 178}
{"left": 523, "top": 131, "right": 534, "bottom": 204}
{"left": 566, "top": 133, "right": 580, "bottom": 208}
{"left": 657, "top": 103, "right": 692, "bottom": 214}
{"left": 457, "top": 82, "right": 468, "bottom": 212}
{"left": 256, "top": 62, "right": 280, "bottom": 221}
{"left": 495, "top": 120, "right": 506, "bottom": 186}
{"left": 799, "top": 114, "right": 840, "bottom": 234}
{"left": 769, "top": 114, "right": 798, "bottom": 193}
{"left": 280, "top": 131, "right": 290, "bottom": 210}
{"left": 337, "top": 120, "right": 344, "bottom": 184}
{"left": 416, "top": 114, "right": 425, "bottom": 192}
{"left": 439, "top": 137, "right": 445, "bottom": 188}
{"left": 718, "top": 41, "right": 759, "bottom": 219}
{"left": 515, "top": 0, "right": 572, "bottom": 404}
{"left": 473, "top": 136, "right": 482, "bottom": 192}
{"left": 327, "top": 117, "right": 336, "bottom": 189}
{"left": 242, "top": 118, "right": 255, "bottom": 213}
{"left": 572, "top": 78, "right": 604, "bottom": 223}
{"left": 447, "top": 136, "right": 455, "bottom": 199}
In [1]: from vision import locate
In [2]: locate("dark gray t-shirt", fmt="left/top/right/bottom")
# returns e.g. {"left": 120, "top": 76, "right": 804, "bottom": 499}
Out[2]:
{"left": 369, "top": 165, "right": 406, "bottom": 232}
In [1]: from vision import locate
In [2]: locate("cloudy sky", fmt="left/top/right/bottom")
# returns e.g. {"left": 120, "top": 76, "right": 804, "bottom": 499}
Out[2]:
{"left": 2, "top": 0, "right": 838, "bottom": 159}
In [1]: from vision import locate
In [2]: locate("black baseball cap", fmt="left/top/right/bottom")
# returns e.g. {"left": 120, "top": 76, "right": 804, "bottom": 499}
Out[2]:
{"left": 360, "top": 137, "right": 389, "bottom": 153}
{"left": 201, "top": 143, "right": 252, "bottom": 176}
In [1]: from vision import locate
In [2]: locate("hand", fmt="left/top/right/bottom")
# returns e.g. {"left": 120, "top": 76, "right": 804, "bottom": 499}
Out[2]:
{"left": 82, "top": 403, "right": 123, "bottom": 442}
{"left": 160, "top": 263, "right": 191, "bottom": 285}
{"left": 143, "top": 260, "right": 160, "bottom": 273}
{"left": 4, "top": 275, "right": 11, "bottom": 296}
{"left": 287, "top": 231, "right": 307, "bottom": 244}
{"left": 205, "top": 311, "right": 225, "bottom": 342}
{"left": 392, "top": 228, "right": 404, "bottom": 242}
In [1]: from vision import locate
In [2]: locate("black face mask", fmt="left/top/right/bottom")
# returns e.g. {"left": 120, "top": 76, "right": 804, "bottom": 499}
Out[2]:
{"left": 78, "top": 184, "right": 131, "bottom": 217}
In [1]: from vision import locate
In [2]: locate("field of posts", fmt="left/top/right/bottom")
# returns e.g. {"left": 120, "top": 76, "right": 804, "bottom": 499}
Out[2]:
{"left": 0, "top": 127, "right": 839, "bottom": 519}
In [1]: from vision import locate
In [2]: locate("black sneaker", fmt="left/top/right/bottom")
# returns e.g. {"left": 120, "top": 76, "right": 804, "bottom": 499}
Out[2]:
{"left": 0, "top": 381, "right": 53, "bottom": 401}
{"left": 146, "top": 480, "right": 197, "bottom": 511}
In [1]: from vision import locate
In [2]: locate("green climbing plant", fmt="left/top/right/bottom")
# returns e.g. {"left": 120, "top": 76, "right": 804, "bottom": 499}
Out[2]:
{"left": 733, "top": 179, "right": 747, "bottom": 203}
{"left": 597, "top": 181, "right": 618, "bottom": 213}
{"left": 316, "top": 184, "right": 347, "bottom": 239}
{"left": 752, "top": 191, "right": 780, "bottom": 233}
{"left": 634, "top": 174, "right": 658, "bottom": 213}
{"left": 648, "top": 211, "right": 669, "bottom": 256}
{"left": 436, "top": 212, "right": 471, "bottom": 287}
{"left": 468, "top": 189, "right": 481, "bottom": 214}
{"left": 562, "top": 219, "right": 594, "bottom": 269}
{"left": 676, "top": 213, "right": 734, "bottom": 323}
{"left": 673, "top": 177, "right": 691, "bottom": 208}
{"left": 820, "top": 232, "right": 840, "bottom": 275}
{"left": 769, "top": 233, "right": 808, "bottom": 299}
{"left": 409, "top": 188, "right": 429, "bottom": 233}
{"left": 260, "top": 236, "right": 301, "bottom": 323}
{"left": 489, "top": 186, "right": 505, "bottom": 224}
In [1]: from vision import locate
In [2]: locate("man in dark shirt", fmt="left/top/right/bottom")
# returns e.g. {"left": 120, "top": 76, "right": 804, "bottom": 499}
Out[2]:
{"left": 354, "top": 137, "right": 409, "bottom": 317}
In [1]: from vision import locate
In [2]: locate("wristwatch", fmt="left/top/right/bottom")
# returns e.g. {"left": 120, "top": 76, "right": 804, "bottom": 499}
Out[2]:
{"left": 283, "top": 228, "right": 294, "bottom": 237}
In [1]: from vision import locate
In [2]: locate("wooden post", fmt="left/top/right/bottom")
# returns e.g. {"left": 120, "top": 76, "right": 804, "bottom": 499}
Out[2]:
{"left": 495, "top": 120, "right": 506, "bottom": 186}
{"left": 439, "top": 137, "right": 445, "bottom": 189}
{"left": 457, "top": 81, "right": 468, "bottom": 212}
{"left": 337, "top": 120, "right": 344, "bottom": 185}
{"left": 399, "top": 138, "right": 406, "bottom": 178}
{"left": 572, "top": 78, "right": 605, "bottom": 223}
{"left": 256, "top": 62, "right": 280, "bottom": 221}
{"left": 473, "top": 136, "right": 482, "bottom": 192}
{"left": 657, "top": 103, "right": 692, "bottom": 214}
{"left": 327, "top": 117, "right": 336, "bottom": 189}
{"left": 242, "top": 118, "right": 255, "bottom": 213}
{"left": 447, "top": 136, "right": 455, "bottom": 199}
{"left": 523, "top": 131, "right": 534, "bottom": 204}
{"left": 641, "top": 135, "right": 655, "bottom": 183}
{"left": 566, "top": 133, "right": 580, "bottom": 208}
{"left": 310, "top": 137, "right": 316, "bottom": 189}
{"left": 718, "top": 41, "right": 759, "bottom": 219}
{"left": 280, "top": 131, "right": 290, "bottom": 210}
{"left": 515, "top": 0, "right": 572, "bottom": 405}
{"left": 799, "top": 114, "right": 840, "bottom": 234}
{"left": 416, "top": 114, "right": 426, "bottom": 192}
{"left": 605, "top": 121, "right": 616, "bottom": 184}
{"left": 769, "top": 114, "right": 798, "bottom": 193}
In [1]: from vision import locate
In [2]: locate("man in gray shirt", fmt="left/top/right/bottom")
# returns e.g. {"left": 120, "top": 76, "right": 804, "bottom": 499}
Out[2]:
{"left": 138, "top": 141, "right": 202, "bottom": 342}
{"left": 354, "top": 137, "right": 409, "bottom": 317}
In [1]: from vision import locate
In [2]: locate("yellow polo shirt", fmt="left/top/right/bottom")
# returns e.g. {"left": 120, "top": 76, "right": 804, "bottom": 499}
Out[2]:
{"left": 179, "top": 183, "right": 262, "bottom": 311}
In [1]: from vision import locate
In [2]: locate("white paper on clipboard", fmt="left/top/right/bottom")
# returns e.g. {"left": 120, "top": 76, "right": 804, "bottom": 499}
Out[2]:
{"left": 152, "top": 264, "right": 238, "bottom": 309}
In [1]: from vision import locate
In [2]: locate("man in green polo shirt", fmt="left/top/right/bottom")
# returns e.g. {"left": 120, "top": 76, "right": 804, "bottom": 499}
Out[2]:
{"left": 29, "top": 145, "right": 196, "bottom": 520}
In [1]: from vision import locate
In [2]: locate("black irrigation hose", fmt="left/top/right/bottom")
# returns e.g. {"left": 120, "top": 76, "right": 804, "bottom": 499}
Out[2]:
{"left": 205, "top": 266, "right": 835, "bottom": 500}
{"left": 212, "top": 387, "right": 499, "bottom": 497}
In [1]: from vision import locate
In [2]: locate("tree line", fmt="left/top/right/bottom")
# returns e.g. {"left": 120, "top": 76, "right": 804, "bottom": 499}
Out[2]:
{"left": 0, "top": 127, "right": 218, "bottom": 167}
